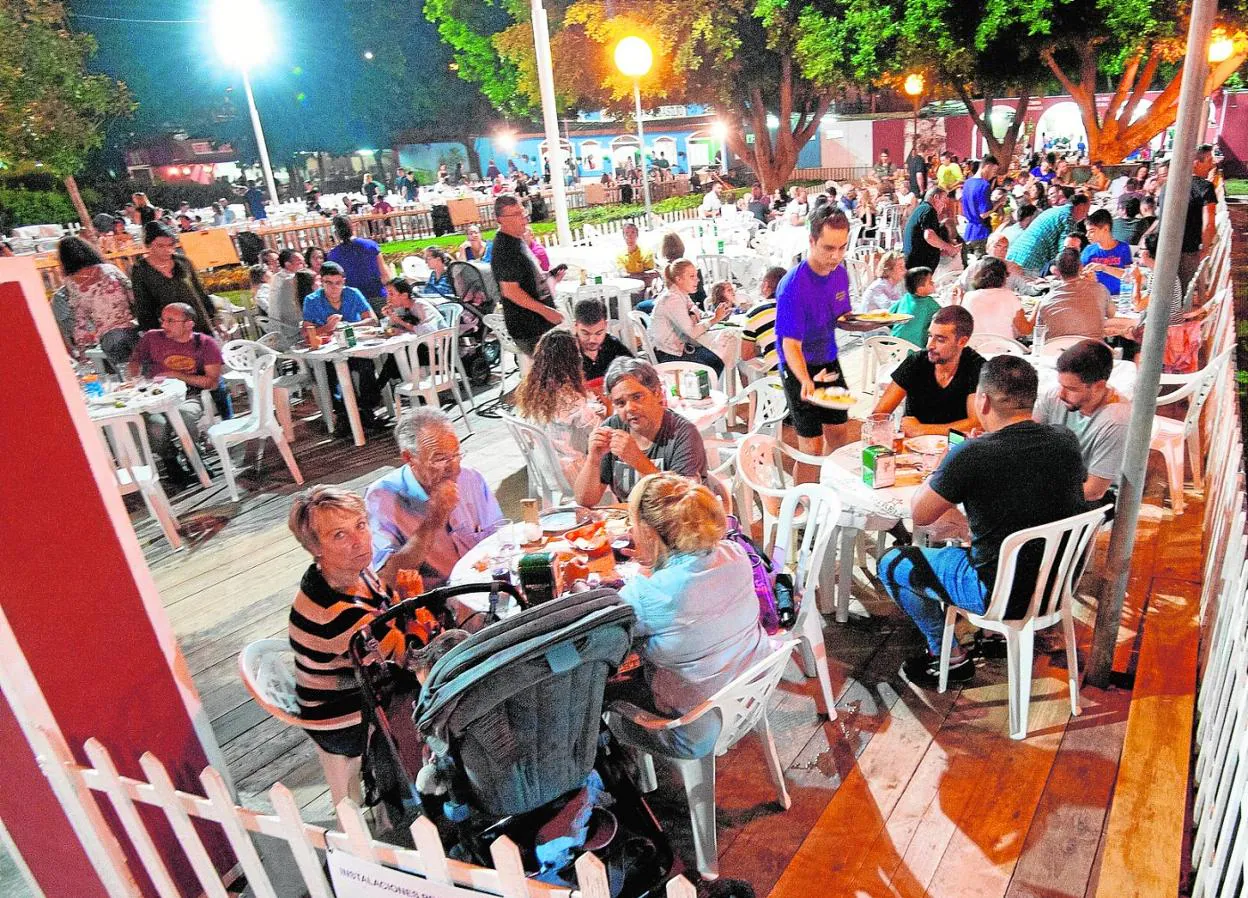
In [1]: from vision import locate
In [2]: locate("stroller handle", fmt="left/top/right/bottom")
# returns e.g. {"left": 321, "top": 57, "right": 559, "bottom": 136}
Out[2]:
{"left": 373, "top": 581, "right": 528, "bottom": 630}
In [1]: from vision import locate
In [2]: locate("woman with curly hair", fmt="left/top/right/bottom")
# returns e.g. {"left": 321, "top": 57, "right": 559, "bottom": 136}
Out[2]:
{"left": 513, "top": 329, "right": 605, "bottom": 484}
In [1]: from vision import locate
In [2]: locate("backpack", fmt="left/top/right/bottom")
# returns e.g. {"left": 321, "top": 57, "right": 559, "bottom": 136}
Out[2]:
{"left": 723, "top": 515, "right": 796, "bottom": 634}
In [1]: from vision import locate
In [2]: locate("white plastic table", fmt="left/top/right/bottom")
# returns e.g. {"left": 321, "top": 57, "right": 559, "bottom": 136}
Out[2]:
{"left": 85, "top": 378, "right": 212, "bottom": 488}
{"left": 281, "top": 330, "right": 423, "bottom": 447}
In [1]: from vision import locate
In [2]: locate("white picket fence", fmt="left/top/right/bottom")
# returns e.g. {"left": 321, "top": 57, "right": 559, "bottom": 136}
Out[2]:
{"left": 1188, "top": 192, "right": 1247, "bottom": 898}
{"left": 30, "top": 725, "right": 696, "bottom": 898}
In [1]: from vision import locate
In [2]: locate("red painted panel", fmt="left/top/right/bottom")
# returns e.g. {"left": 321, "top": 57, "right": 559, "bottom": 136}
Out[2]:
{"left": 944, "top": 116, "right": 973, "bottom": 159}
{"left": 873, "top": 119, "right": 908, "bottom": 161}
{"left": 0, "top": 277, "right": 232, "bottom": 896}
{"left": 0, "top": 689, "right": 110, "bottom": 898}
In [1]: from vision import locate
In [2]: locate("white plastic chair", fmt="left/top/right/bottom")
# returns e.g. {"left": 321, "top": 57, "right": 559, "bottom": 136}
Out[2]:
{"left": 938, "top": 505, "right": 1111, "bottom": 739}
{"left": 434, "top": 303, "right": 476, "bottom": 405}
{"left": 968, "top": 333, "right": 1027, "bottom": 356}
{"left": 238, "top": 639, "right": 360, "bottom": 808}
{"left": 498, "top": 410, "right": 575, "bottom": 508}
{"left": 482, "top": 312, "right": 520, "bottom": 387}
{"left": 875, "top": 203, "right": 903, "bottom": 250}
{"left": 220, "top": 337, "right": 277, "bottom": 394}
{"left": 394, "top": 328, "right": 474, "bottom": 434}
{"left": 774, "top": 485, "right": 842, "bottom": 719}
{"left": 628, "top": 309, "right": 659, "bottom": 364}
{"left": 861, "top": 335, "right": 920, "bottom": 395}
{"left": 1151, "top": 345, "right": 1233, "bottom": 515}
{"left": 1035, "top": 334, "right": 1089, "bottom": 357}
{"left": 605, "top": 639, "right": 799, "bottom": 880}
{"left": 207, "top": 354, "right": 304, "bottom": 502}
{"left": 401, "top": 254, "right": 431, "bottom": 282}
{"left": 730, "top": 256, "right": 767, "bottom": 294}
{"left": 696, "top": 253, "right": 733, "bottom": 284}
{"left": 94, "top": 414, "right": 183, "bottom": 550}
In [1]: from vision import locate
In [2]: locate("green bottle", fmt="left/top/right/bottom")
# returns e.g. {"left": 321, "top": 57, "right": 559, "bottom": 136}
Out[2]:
{"left": 344, "top": 323, "right": 357, "bottom": 348}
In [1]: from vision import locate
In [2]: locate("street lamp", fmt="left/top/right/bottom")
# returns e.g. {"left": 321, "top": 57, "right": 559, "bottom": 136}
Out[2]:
{"left": 212, "top": 0, "right": 281, "bottom": 208}
{"left": 904, "top": 73, "right": 925, "bottom": 158}
{"left": 615, "top": 36, "right": 654, "bottom": 224}
{"left": 1209, "top": 31, "right": 1235, "bottom": 63}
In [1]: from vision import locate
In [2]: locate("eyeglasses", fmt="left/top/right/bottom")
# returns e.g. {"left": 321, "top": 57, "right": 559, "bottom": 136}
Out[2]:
{"left": 428, "top": 451, "right": 464, "bottom": 466}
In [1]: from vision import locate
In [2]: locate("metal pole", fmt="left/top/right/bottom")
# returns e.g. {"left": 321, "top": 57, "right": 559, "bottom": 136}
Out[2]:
{"left": 634, "top": 79, "right": 653, "bottom": 224}
{"left": 720, "top": 135, "right": 729, "bottom": 175}
{"left": 1086, "top": 0, "right": 1217, "bottom": 687}
{"left": 530, "top": 0, "right": 572, "bottom": 246}
{"left": 241, "top": 69, "right": 280, "bottom": 207}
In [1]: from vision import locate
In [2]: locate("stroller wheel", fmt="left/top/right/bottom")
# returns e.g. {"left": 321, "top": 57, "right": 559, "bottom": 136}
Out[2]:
{"left": 467, "top": 355, "right": 493, "bottom": 386}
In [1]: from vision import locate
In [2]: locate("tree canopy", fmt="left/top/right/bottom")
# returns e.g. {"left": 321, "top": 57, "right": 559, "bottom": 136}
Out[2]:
{"left": 0, "top": 0, "right": 133, "bottom": 228}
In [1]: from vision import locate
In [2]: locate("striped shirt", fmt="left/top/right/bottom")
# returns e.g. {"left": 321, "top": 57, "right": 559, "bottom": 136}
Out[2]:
{"left": 742, "top": 301, "right": 778, "bottom": 372}
{"left": 1006, "top": 205, "right": 1074, "bottom": 274}
{"left": 288, "top": 565, "right": 398, "bottom": 729}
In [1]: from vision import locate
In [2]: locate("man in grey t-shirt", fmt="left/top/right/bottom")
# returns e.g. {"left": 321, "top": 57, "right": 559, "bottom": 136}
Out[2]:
{"left": 574, "top": 358, "right": 708, "bottom": 504}
{"left": 1032, "top": 340, "right": 1130, "bottom": 503}
{"left": 1035, "top": 249, "right": 1114, "bottom": 339}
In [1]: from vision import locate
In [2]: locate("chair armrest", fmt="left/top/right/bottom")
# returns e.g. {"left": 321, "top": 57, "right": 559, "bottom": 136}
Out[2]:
{"left": 605, "top": 700, "right": 722, "bottom": 760}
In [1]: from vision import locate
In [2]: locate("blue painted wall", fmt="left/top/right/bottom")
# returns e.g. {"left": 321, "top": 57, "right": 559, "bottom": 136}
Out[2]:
{"left": 395, "top": 142, "right": 472, "bottom": 176}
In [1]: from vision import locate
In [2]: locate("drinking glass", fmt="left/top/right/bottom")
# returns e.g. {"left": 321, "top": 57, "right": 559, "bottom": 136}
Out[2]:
{"left": 863, "top": 413, "right": 894, "bottom": 449}
{"left": 496, "top": 519, "right": 516, "bottom": 556}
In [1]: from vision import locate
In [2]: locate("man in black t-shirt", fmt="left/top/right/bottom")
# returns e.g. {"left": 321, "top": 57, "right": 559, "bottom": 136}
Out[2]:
{"left": 872, "top": 305, "right": 983, "bottom": 437}
{"left": 1177, "top": 144, "right": 1218, "bottom": 292}
{"left": 572, "top": 298, "right": 633, "bottom": 394}
{"left": 907, "top": 147, "right": 928, "bottom": 196}
{"left": 903, "top": 187, "right": 957, "bottom": 270}
{"left": 490, "top": 194, "right": 563, "bottom": 359}
{"left": 878, "top": 355, "right": 1086, "bottom": 688}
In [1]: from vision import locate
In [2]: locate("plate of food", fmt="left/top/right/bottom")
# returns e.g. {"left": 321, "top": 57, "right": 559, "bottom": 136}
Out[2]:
{"left": 842, "top": 310, "right": 914, "bottom": 324}
{"left": 808, "top": 386, "right": 857, "bottom": 409}
{"left": 539, "top": 506, "right": 597, "bottom": 534}
{"left": 904, "top": 434, "right": 948, "bottom": 454}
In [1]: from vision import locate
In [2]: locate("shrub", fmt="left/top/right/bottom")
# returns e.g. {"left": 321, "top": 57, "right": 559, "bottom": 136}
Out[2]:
{"left": 0, "top": 185, "right": 101, "bottom": 230}
{"left": 200, "top": 267, "right": 252, "bottom": 294}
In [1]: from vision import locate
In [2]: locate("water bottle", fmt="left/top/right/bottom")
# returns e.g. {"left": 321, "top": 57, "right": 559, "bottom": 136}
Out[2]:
{"left": 717, "top": 239, "right": 725, "bottom": 254}
{"left": 1032, "top": 323, "right": 1048, "bottom": 357}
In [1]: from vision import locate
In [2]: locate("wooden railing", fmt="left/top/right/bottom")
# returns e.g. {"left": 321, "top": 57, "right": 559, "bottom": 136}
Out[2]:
{"left": 792, "top": 166, "right": 875, "bottom": 183}
{"left": 30, "top": 726, "right": 695, "bottom": 898}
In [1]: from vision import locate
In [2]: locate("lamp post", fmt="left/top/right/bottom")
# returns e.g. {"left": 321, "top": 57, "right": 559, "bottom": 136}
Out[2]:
{"left": 711, "top": 120, "right": 729, "bottom": 175}
{"left": 530, "top": 0, "right": 572, "bottom": 245}
{"left": 212, "top": 0, "right": 281, "bottom": 207}
{"left": 615, "top": 37, "right": 654, "bottom": 225}
{"left": 904, "top": 73, "right": 925, "bottom": 158}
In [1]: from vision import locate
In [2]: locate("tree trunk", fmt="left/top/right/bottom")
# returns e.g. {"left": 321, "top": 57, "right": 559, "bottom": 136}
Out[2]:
{"left": 64, "top": 175, "right": 95, "bottom": 239}
{"left": 1042, "top": 43, "right": 1247, "bottom": 163}
{"left": 723, "top": 74, "right": 829, "bottom": 194}
{"left": 951, "top": 82, "right": 1033, "bottom": 164}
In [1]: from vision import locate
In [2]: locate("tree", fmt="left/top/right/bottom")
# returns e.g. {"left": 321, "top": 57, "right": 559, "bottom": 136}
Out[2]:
{"left": 984, "top": 0, "right": 1247, "bottom": 162}
{"left": 423, "top": 0, "right": 886, "bottom": 192}
{"left": 0, "top": 0, "right": 133, "bottom": 233}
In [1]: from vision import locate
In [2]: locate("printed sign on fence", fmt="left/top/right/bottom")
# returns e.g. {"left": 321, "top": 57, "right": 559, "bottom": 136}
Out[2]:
{"left": 327, "top": 849, "right": 482, "bottom": 898}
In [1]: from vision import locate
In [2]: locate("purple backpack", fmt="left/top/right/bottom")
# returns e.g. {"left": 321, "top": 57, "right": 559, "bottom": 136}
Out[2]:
{"left": 724, "top": 514, "right": 790, "bottom": 634}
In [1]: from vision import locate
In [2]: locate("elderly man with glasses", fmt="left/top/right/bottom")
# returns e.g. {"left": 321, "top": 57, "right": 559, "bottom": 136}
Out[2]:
{"left": 490, "top": 193, "right": 563, "bottom": 367}
{"left": 365, "top": 407, "right": 504, "bottom": 591}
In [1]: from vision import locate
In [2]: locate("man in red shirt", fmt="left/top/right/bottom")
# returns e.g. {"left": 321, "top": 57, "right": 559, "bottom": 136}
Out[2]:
{"left": 129, "top": 302, "right": 224, "bottom": 488}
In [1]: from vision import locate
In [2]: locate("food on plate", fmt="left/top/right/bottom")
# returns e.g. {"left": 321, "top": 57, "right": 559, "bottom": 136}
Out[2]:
{"left": 811, "top": 386, "right": 856, "bottom": 408}
{"left": 565, "top": 520, "right": 610, "bottom": 556}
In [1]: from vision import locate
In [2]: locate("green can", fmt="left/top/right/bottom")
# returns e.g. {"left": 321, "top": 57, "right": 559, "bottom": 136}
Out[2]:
{"left": 862, "top": 444, "right": 896, "bottom": 489}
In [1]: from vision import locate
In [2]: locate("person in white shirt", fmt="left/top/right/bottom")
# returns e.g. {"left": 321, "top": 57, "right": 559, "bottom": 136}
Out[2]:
{"left": 699, "top": 181, "right": 724, "bottom": 218}
{"left": 857, "top": 250, "right": 906, "bottom": 313}
{"left": 649, "top": 259, "right": 729, "bottom": 374}
{"left": 961, "top": 257, "right": 1031, "bottom": 339}
{"left": 365, "top": 407, "right": 504, "bottom": 590}
{"left": 384, "top": 278, "right": 446, "bottom": 337}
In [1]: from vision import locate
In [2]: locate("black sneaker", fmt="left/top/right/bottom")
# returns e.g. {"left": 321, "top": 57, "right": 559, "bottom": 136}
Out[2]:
{"left": 901, "top": 652, "right": 974, "bottom": 689}
{"left": 976, "top": 633, "right": 1008, "bottom": 660}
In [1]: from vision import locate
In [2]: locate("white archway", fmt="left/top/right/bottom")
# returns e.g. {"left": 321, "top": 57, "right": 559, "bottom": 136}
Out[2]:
{"left": 578, "top": 140, "right": 601, "bottom": 171}
{"left": 1033, "top": 101, "right": 1086, "bottom": 156}
{"left": 686, "top": 129, "right": 714, "bottom": 168}
{"left": 539, "top": 138, "right": 573, "bottom": 169}
{"left": 652, "top": 136, "right": 678, "bottom": 170}
{"left": 610, "top": 135, "right": 641, "bottom": 173}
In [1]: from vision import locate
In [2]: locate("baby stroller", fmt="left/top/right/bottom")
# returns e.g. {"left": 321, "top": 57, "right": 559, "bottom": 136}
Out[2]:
{"left": 353, "top": 584, "right": 674, "bottom": 897}
{"left": 446, "top": 260, "right": 503, "bottom": 386}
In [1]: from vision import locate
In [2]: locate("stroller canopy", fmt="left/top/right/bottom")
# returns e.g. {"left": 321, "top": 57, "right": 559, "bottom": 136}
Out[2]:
{"left": 414, "top": 589, "right": 635, "bottom": 817}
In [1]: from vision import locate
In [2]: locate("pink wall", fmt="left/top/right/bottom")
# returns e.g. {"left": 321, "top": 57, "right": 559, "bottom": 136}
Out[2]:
{"left": 873, "top": 119, "right": 908, "bottom": 161}
{"left": 943, "top": 116, "right": 974, "bottom": 160}
{"left": 0, "top": 270, "right": 234, "bottom": 895}
{"left": 1217, "top": 91, "right": 1248, "bottom": 177}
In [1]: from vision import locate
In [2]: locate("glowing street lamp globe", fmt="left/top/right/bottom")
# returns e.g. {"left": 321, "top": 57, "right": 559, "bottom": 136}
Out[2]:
{"left": 903, "top": 73, "right": 925, "bottom": 97}
{"left": 212, "top": 0, "right": 274, "bottom": 70}
{"left": 1209, "top": 32, "right": 1235, "bottom": 64}
{"left": 615, "top": 36, "right": 653, "bottom": 78}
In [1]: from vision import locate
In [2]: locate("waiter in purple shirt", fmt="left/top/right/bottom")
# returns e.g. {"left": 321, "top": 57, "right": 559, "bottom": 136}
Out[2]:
{"left": 775, "top": 206, "right": 880, "bottom": 482}
{"left": 961, "top": 154, "right": 1001, "bottom": 256}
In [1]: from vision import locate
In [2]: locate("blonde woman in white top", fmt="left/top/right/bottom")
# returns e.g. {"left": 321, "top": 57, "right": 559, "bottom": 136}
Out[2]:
{"left": 648, "top": 259, "right": 729, "bottom": 375}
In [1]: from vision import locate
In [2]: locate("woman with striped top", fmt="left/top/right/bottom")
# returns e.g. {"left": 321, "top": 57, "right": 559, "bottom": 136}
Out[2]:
{"left": 287, "top": 486, "right": 409, "bottom": 804}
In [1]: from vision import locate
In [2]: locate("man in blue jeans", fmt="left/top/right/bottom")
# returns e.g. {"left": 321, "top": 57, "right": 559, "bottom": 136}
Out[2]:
{"left": 878, "top": 356, "right": 1087, "bottom": 688}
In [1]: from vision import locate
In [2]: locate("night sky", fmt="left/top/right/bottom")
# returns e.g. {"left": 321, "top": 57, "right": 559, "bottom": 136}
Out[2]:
{"left": 72, "top": 0, "right": 465, "bottom": 161}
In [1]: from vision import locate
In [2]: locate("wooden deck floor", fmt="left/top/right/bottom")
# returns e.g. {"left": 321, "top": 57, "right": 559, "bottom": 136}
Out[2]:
{"left": 126, "top": 349, "right": 1198, "bottom": 898}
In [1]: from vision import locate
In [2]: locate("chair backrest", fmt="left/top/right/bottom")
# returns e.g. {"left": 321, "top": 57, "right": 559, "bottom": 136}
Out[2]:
{"left": 407, "top": 327, "right": 458, "bottom": 386}
{"left": 221, "top": 338, "right": 277, "bottom": 373}
{"left": 1182, "top": 254, "right": 1213, "bottom": 310}
{"left": 773, "top": 484, "right": 842, "bottom": 604}
{"left": 401, "top": 254, "right": 430, "bottom": 281}
{"left": 968, "top": 333, "right": 1027, "bottom": 357}
{"left": 497, "top": 411, "right": 574, "bottom": 506}
{"left": 668, "top": 640, "right": 800, "bottom": 757}
{"left": 482, "top": 312, "right": 520, "bottom": 354}
{"left": 94, "top": 413, "right": 155, "bottom": 495}
{"left": 1036, "top": 334, "right": 1087, "bottom": 357}
{"left": 248, "top": 353, "right": 278, "bottom": 426}
{"left": 1156, "top": 344, "right": 1234, "bottom": 439}
{"left": 655, "top": 361, "right": 718, "bottom": 395}
{"left": 862, "top": 335, "right": 920, "bottom": 391}
{"left": 736, "top": 433, "right": 788, "bottom": 501}
{"left": 627, "top": 309, "right": 658, "bottom": 363}
{"left": 876, "top": 203, "right": 903, "bottom": 232}
{"left": 696, "top": 253, "right": 733, "bottom": 284}
{"left": 256, "top": 331, "right": 280, "bottom": 350}
{"left": 982, "top": 505, "right": 1111, "bottom": 625}
{"left": 437, "top": 302, "right": 463, "bottom": 335}
{"left": 238, "top": 639, "right": 305, "bottom": 727}
{"left": 730, "top": 255, "right": 767, "bottom": 294}
{"left": 736, "top": 375, "right": 788, "bottom": 436}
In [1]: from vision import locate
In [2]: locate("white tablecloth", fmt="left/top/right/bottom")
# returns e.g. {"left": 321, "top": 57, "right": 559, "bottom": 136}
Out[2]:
{"left": 86, "top": 378, "right": 212, "bottom": 488}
